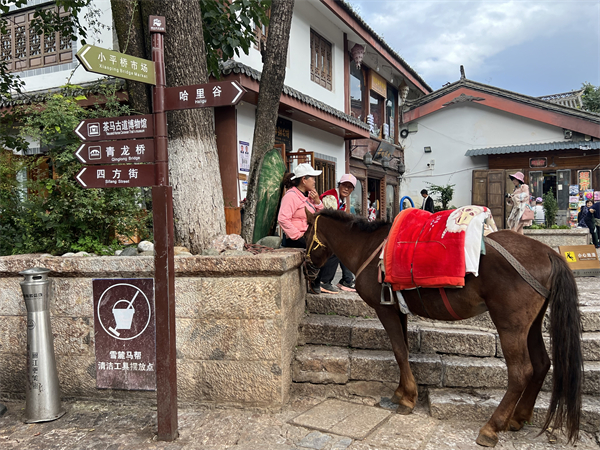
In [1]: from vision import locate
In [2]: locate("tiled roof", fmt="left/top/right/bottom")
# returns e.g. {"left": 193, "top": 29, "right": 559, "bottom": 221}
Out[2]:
{"left": 465, "top": 140, "right": 600, "bottom": 157}
{"left": 335, "top": 0, "right": 431, "bottom": 93}
{"left": 0, "top": 78, "right": 124, "bottom": 108}
{"left": 405, "top": 78, "right": 600, "bottom": 123}
{"left": 220, "top": 60, "right": 369, "bottom": 130}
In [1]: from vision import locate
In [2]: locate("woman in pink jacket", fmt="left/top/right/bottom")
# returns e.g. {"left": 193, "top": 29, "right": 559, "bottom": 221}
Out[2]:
{"left": 278, "top": 163, "right": 323, "bottom": 248}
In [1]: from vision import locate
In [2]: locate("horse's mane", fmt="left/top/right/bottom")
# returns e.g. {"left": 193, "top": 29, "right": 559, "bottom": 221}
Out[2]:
{"left": 316, "top": 208, "right": 391, "bottom": 233}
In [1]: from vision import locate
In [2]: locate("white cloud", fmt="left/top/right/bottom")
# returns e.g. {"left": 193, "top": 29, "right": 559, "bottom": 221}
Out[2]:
{"left": 352, "top": 1, "right": 599, "bottom": 86}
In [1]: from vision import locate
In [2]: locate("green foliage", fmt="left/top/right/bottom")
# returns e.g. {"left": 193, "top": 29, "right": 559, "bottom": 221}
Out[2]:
{"left": 0, "top": 85, "right": 151, "bottom": 256}
{"left": 426, "top": 183, "right": 456, "bottom": 211}
{"left": 543, "top": 188, "right": 559, "bottom": 227}
{"left": 581, "top": 82, "right": 600, "bottom": 113}
{"left": 526, "top": 223, "right": 570, "bottom": 230}
{"left": 200, "top": 0, "right": 271, "bottom": 77}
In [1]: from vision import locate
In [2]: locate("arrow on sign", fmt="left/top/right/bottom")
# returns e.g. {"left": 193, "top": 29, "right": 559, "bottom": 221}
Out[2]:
{"left": 231, "top": 81, "right": 244, "bottom": 104}
{"left": 74, "top": 115, "right": 154, "bottom": 142}
{"left": 75, "top": 164, "right": 156, "bottom": 189}
{"left": 75, "top": 139, "right": 155, "bottom": 165}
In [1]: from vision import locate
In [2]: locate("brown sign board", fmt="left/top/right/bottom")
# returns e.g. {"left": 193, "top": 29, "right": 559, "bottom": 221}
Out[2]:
{"left": 75, "top": 115, "right": 154, "bottom": 141}
{"left": 93, "top": 279, "right": 156, "bottom": 390}
{"left": 76, "top": 164, "right": 155, "bottom": 189}
{"left": 75, "top": 139, "right": 155, "bottom": 165}
{"left": 76, "top": 45, "right": 156, "bottom": 85}
{"left": 149, "top": 15, "right": 166, "bottom": 33}
{"left": 558, "top": 245, "right": 600, "bottom": 277}
{"left": 164, "top": 81, "right": 246, "bottom": 111}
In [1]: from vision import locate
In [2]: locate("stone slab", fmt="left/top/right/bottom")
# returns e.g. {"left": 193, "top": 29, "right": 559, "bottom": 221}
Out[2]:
{"left": 442, "top": 355, "right": 507, "bottom": 388}
{"left": 289, "top": 399, "right": 391, "bottom": 440}
{"left": 298, "top": 315, "right": 354, "bottom": 347}
{"left": 581, "top": 307, "right": 600, "bottom": 332}
{"left": 306, "top": 293, "right": 375, "bottom": 318}
{"left": 420, "top": 327, "right": 496, "bottom": 357}
{"left": 293, "top": 346, "right": 350, "bottom": 384}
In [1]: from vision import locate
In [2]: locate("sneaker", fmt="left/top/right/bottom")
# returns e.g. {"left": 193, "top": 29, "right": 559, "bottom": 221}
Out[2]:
{"left": 337, "top": 282, "right": 356, "bottom": 292}
{"left": 320, "top": 283, "right": 340, "bottom": 294}
{"left": 309, "top": 280, "right": 321, "bottom": 294}
{"left": 338, "top": 279, "right": 356, "bottom": 290}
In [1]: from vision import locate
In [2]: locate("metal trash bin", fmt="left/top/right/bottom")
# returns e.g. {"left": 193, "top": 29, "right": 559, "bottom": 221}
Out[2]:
{"left": 19, "top": 268, "right": 65, "bottom": 423}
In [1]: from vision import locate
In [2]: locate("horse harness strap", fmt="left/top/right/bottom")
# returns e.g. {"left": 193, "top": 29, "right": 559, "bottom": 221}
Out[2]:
{"left": 306, "top": 215, "right": 326, "bottom": 261}
{"left": 484, "top": 237, "right": 550, "bottom": 298}
{"left": 355, "top": 239, "right": 387, "bottom": 281}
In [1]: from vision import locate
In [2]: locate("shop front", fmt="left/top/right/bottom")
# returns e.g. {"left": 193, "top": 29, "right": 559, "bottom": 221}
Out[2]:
{"left": 471, "top": 142, "right": 600, "bottom": 228}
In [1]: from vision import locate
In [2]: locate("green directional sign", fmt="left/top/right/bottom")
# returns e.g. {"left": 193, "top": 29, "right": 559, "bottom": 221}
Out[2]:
{"left": 76, "top": 45, "right": 156, "bottom": 85}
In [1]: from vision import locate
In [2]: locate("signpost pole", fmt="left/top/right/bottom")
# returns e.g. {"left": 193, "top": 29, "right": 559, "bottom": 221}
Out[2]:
{"left": 150, "top": 17, "right": 178, "bottom": 441}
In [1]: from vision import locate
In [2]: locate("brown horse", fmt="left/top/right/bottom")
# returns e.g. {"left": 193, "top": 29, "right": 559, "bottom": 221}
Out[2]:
{"left": 304, "top": 208, "right": 582, "bottom": 447}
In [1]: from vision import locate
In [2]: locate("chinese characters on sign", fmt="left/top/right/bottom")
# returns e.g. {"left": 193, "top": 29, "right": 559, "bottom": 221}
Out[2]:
{"left": 76, "top": 164, "right": 155, "bottom": 189}
{"left": 239, "top": 141, "right": 250, "bottom": 172}
{"left": 75, "top": 139, "right": 155, "bottom": 165}
{"left": 77, "top": 45, "right": 156, "bottom": 85}
{"left": 579, "top": 170, "right": 592, "bottom": 191}
{"left": 75, "top": 115, "right": 154, "bottom": 141}
{"left": 93, "top": 279, "right": 156, "bottom": 390}
{"left": 163, "top": 81, "right": 245, "bottom": 111}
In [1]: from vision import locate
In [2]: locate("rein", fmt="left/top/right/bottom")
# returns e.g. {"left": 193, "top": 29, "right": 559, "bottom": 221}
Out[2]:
{"left": 306, "top": 215, "right": 327, "bottom": 261}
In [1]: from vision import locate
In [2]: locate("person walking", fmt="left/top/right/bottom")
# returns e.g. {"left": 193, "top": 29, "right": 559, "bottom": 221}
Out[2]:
{"left": 319, "top": 174, "right": 357, "bottom": 292}
{"left": 277, "top": 163, "right": 324, "bottom": 291}
{"left": 532, "top": 197, "right": 545, "bottom": 225}
{"left": 578, "top": 200, "right": 599, "bottom": 248}
{"left": 420, "top": 189, "right": 434, "bottom": 213}
{"left": 506, "top": 171, "right": 532, "bottom": 234}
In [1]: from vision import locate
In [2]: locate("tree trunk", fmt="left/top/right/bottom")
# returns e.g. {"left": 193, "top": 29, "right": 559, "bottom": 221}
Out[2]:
{"left": 240, "top": 0, "right": 295, "bottom": 243}
{"left": 112, "top": 0, "right": 225, "bottom": 253}
{"left": 110, "top": 0, "right": 152, "bottom": 114}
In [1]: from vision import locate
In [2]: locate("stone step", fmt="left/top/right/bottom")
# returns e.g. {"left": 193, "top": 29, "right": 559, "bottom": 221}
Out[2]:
{"left": 428, "top": 388, "right": 600, "bottom": 434}
{"left": 292, "top": 345, "right": 600, "bottom": 395}
{"left": 299, "top": 313, "right": 600, "bottom": 361}
{"left": 308, "top": 276, "right": 600, "bottom": 332}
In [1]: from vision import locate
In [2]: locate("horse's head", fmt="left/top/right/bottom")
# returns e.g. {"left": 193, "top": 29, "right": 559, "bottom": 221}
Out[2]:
{"left": 304, "top": 208, "right": 333, "bottom": 268}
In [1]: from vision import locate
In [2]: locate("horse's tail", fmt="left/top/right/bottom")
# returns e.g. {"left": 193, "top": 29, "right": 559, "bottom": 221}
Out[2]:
{"left": 542, "top": 252, "right": 583, "bottom": 442}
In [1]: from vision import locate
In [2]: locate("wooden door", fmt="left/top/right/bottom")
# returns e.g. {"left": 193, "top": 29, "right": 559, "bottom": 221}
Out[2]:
{"left": 488, "top": 170, "right": 505, "bottom": 228}
{"left": 472, "top": 170, "right": 488, "bottom": 206}
{"left": 504, "top": 169, "right": 523, "bottom": 228}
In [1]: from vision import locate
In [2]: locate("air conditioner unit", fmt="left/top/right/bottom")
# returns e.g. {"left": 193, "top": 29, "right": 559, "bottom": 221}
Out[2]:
{"left": 564, "top": 129, "right": 573, "bottom": 139}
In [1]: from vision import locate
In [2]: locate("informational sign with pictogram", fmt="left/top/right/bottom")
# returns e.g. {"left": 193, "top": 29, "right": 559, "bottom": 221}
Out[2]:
{"left": 75, "top": 164, "right": 155, "bottom": 189}
{"left": 164, "top": 81, "right": 245, "bottom": 111}
{"left": 559, "top": 245, "right": 600, "bottom": 277}
{"left": 77, "top": 44, "right": 156, "bottom": 85}
{"left": 75, "top": 139, "right": 155, "bottom": 165}
{"left": 74, "top": 115, "right": 154, "bottom": 141}
{"left": 93, "top": 279, "right": 156, "bottom": 390}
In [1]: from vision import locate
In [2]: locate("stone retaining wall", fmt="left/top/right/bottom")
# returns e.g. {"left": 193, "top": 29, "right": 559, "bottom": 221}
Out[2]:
{"left": 0, "top": 252, "right": 305, "bottom": 409}
{"left": 524, "top": 228, "right": 591, "bottom": 248}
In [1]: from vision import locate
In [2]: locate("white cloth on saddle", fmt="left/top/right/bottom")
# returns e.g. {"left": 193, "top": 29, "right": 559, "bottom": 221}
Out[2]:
{"left": 445, "top": 206, "right": 498, "bottom": 277}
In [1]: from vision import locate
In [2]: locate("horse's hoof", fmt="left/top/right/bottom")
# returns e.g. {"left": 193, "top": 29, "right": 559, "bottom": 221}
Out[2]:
{"left": 395, "top": 403, "right": 413, "bottom": 415}
{"left": 390, "top": 393, "right": 402, "bottom": 404}
{"left": 508, "top": 418, "right": 524, "bottom": 431}
{"left": 476, "top": 431, "right": 498, "bottom": 447}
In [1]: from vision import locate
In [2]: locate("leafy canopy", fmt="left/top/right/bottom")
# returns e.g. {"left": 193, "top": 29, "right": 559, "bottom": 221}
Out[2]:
{"left": 581, "top": 83, "right": 600, "bottom": 113}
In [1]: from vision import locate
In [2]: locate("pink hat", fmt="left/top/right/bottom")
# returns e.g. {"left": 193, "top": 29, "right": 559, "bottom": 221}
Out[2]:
{"left": 339, "top": 173, "right": 357, "bottom": 187}
{"left": 509, "top": 171, "right": 525, "bottom": 183}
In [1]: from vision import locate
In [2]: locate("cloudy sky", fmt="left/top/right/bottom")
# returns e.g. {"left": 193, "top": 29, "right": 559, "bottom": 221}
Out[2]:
{"left": 348, "top": 0, "right": 600, "bottom": 96}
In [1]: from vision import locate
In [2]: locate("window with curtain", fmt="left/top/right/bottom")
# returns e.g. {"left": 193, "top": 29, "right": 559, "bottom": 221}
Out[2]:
{"left": 350, "top": 63, "right": 365, "bottom": 120}
{"left": 369, "top": 94, "right": 383, "bottom": 138}
{"left": 350, "top": 178, "right": 363, "bottom": 216}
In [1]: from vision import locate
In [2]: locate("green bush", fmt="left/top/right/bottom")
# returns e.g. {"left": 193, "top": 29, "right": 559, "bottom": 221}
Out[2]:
{"left": 542, "top": 188, "right": 559, "bottom": 227}
{"left": 0, "top": 85, "right": 151, "bottom": 256}
{"left": 427, "top": 182, "right": 456, "bottom": 211}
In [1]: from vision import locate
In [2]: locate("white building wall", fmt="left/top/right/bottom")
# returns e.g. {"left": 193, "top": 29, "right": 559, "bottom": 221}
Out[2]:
{"left": 19, "top": 0, "right": 115, "bottom": 92}
{"left": 401, "top": 103, "right": 566, "bottom": 208}
{"left": 235, "top": 0, "right": 345, "bottom": 111}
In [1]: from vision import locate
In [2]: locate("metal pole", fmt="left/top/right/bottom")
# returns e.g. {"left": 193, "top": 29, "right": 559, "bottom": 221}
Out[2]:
{"left": 150, "top": 18, "right": 178, "bottom": 441}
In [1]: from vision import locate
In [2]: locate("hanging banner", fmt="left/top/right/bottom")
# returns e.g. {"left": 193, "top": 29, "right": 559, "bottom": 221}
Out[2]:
{"left": 578, "top": 170, "right": 592, "bottom": 191}
{"left": 238, "top": 141, "right": 250, "bottom": 172}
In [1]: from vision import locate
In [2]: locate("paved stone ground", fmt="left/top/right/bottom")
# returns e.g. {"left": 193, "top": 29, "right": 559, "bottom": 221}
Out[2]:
{"left": 1, "top": 396, "right": 599, "bottom": 450}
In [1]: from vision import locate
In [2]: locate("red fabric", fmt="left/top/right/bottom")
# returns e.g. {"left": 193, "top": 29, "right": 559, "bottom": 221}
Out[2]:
{"left": 384, "top": 209, "right": 466, "bottom": 290}
{"left": 320, "top": 188, "right": 348, "bottom": 211}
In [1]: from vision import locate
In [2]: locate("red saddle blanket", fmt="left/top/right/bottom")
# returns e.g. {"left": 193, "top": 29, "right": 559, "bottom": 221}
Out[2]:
{"left": 384, "top": 208, "right": 466, "bottom": 290}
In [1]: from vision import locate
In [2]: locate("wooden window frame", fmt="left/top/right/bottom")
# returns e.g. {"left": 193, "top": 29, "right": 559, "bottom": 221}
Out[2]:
{"left": 310, "top": 29, "right": 332, "bottom": 91}
{"left": 314, "top": 158, "right": 336, "bottom": 194}
{"left": 2, "top": 4, "right": 72, "bottom": 72}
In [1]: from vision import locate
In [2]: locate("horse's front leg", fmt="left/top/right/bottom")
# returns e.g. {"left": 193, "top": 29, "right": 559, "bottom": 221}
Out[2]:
{"left": 374, "top": 304, "right": 418, "bottom": 415}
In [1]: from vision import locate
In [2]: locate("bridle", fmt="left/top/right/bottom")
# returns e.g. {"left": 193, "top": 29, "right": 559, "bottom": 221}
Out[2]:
{"left": 306, "top": 215, "right": 327, "bottom": 262}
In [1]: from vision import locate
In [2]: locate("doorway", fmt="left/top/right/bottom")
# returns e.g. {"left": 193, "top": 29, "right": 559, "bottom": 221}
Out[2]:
{"left": 367, "top": 178, "right": 381, "bottom": 220}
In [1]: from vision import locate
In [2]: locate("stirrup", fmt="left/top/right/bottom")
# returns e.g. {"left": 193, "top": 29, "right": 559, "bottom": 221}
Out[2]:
{"left": 380, "top": 282, "right": 395, "bottom": 305}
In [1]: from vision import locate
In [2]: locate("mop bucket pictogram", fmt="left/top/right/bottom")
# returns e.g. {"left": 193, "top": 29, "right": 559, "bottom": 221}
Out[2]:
{"left": 109, "top": 290, "right": 139, "bottom": 336}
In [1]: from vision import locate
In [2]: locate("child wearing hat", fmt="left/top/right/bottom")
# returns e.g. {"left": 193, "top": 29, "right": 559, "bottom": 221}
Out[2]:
{"left": 532, "top": 197, "right": 545, "bottom": 225}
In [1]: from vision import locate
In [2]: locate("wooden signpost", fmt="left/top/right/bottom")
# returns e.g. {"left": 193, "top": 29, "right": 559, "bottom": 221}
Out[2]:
{"left": 74, "top": 16, "right": 246, "bottom": 441}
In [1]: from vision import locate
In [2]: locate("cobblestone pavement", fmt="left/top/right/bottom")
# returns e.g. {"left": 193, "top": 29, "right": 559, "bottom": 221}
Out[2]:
{"left": 1, "top": 395, "right": 599, "bottom": 450}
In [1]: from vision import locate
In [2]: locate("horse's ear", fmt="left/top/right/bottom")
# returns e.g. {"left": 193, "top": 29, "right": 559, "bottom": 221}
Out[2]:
{"left": 305, "top": 207, "right": 315, "bottom": 225}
